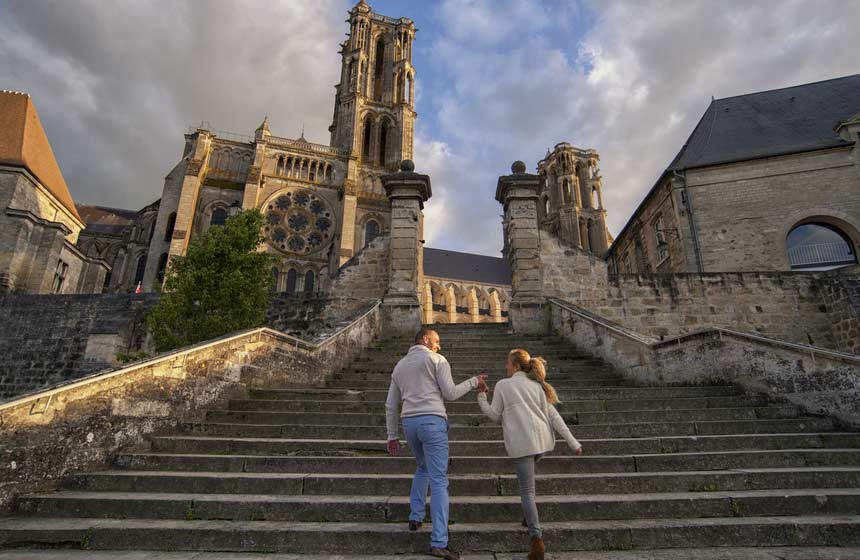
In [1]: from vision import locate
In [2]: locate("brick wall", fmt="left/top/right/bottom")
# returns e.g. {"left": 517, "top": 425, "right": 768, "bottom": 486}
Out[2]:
{"left": 0, "top": 294, "right": 156, "bottom": 399}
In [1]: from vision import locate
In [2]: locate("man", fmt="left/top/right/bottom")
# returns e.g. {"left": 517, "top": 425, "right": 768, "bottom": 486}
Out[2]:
{"left": 385, "top": 327, "right": 486, "bottom": 560}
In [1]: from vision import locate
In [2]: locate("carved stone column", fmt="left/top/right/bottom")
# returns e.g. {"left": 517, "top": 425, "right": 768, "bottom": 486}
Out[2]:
{"left": 496, "top": 161, "right": 546, "bottom": 333}
{"left": 380, "top": 160, "right": 431, "bottom": 337}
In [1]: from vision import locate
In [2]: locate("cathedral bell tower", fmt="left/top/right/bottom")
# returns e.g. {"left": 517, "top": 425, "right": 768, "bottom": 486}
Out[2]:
{"left": 329, "top": 0, "right": 416, "bottom": 169}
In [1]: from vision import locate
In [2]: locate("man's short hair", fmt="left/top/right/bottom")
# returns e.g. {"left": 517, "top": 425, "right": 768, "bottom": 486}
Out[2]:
{"left": 415, "top": 327, "right": 437, "bottom": 344}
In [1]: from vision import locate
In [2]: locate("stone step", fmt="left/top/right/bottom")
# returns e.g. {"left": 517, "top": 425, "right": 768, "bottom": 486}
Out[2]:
{"left": 114, "top": 449, "right": 860, "bottom": 474}
{"left": 148, "top": 433, "right": 860, "bottom": 457}
{"left": 66, "top": 467, "right": 860, "bottom": 497}
{"left": 323, "top": 378, "right": 635, "bottom": 389}
{"left": 331, "top": 371, "right": 624, "bottom": 382}
{"left": 347, "top": 361, "right": 606, "bottom": 372}
{"left": 3, "top": 548, "right": 860, "bottom": 560}
{"left": 1, "top": 516, "right": 858, "bottom": 552}
{"left": 205, "top": 406, "right": 806, "bottom": 427}
{"left": 180, "top": 417, "right": 838, "bottom": 440}
{"left": 18, "top": 488, "right": 860, "bottom": 523}
{"left": 225, "top": 395, "right": 769, "bottom": 414}
{"left": 248, "top": 385, "right": 745, "bottom": 401}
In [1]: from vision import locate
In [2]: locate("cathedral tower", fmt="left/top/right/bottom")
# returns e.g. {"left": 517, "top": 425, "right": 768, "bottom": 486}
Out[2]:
{"left": 537, "top": 142, "right": 611, "bottom": 256}
{"left": 329, "top": 0, "right": 416, "bottom": 167}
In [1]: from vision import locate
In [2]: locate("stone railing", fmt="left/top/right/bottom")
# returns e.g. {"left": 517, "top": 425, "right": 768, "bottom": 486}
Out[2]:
{"left": 266, "top": 135, "right": 350, "bottom": 157}
{"left": 548, "top": 297, "right": 860, "bottom": 428}
{"left": 0, "top": 301, "right": 382, "bottom": 513}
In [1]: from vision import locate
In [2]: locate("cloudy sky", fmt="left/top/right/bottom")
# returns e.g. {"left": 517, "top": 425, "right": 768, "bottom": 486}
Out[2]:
{"left": 2, "top": 0, "right": 858, "bottom": 257}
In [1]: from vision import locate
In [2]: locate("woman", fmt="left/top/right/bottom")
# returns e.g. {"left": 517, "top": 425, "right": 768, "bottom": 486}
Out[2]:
{"left": 476, "top": 348, "right": 583, "bottom": 560}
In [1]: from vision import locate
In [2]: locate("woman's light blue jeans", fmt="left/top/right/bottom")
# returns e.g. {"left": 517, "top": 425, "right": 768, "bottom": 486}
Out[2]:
{"left": 402, "top": 414, "right": 450, "bottom": 549}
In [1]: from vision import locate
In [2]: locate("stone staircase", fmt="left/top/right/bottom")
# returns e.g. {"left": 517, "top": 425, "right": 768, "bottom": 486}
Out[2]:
{"left": 2, "top": 322, "right": 860, "bottom": 558}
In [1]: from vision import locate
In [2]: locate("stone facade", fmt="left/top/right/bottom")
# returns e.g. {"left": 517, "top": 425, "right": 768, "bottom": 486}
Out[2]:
{"left": 0, "top": 91, "right": 108, "bottom": 294}
{"left": 130, "top": 1, "right": 416, "bottom": 295}
{"left": 497, "top": 161, "right": 860, "bottom": 354}
{"left": 606, "top": 76, "right": 860, "bottom": 275}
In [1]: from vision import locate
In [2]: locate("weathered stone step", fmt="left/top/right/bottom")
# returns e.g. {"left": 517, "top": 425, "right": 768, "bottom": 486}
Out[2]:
{"left": 1, "top": 516, "right": 858, "bottom": 552}
{"left": 205, "top": 406, "right": 805, "bottom": 427}
{"left": 225, "top": 395, "right": 769, "bottom": 414}
{"left": 148, "top": 433, "right": 860, "bottom": 457}
{"left": 181, "top": 417, "right": 837, "bottom": 440}
{"left": 18, "top": 488, "right": 860, "bottom": 523}
{"left": 248, "top": 385, "right": 744, "bottom": 401}
{"left": 333, "top": 370, "right": 621, "bottom": 382}
{"left": 347, "top": 361, "right": 606, "bottom": 372}
{"left": 66, "top": 467, "right": 860, "bottom": 497}
{"left": 115, "top": 449, "right": 860, "bottom": 474}
{"left": 326, "top": 370, "right": 634, "bottom": 390}
{"left": 3, "top": 548, "right": 860, "bottom": 560}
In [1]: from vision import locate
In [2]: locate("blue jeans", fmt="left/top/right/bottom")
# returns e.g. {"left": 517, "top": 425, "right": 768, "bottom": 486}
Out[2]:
{"left": 402, "top": 414, "right": 450, "bottom": 549}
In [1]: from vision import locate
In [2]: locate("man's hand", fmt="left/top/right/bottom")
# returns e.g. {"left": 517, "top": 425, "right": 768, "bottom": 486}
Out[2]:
{"left": 476, "top": 374, "right": 489, "bottom": 394}
{"left": 387, "top": 439, "right": 401, "bottom": 456}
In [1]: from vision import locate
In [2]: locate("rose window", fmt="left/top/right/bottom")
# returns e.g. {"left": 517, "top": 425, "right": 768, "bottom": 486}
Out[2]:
{"left": 264, "top": 188, "right": 335, "bottom": 255}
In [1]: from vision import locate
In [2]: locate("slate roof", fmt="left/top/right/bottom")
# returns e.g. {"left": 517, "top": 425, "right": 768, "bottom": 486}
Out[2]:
{"left": 607, "top": 74, "right": 860, "bottom": 256}
{"left": 668, "top": 74, "right": 860, "bottom": 171}
{"left": 423, "top": 247, "right": 511, "bottom": 286}
{"left": 76, "top": 204, "right": 138, "bottom": 235}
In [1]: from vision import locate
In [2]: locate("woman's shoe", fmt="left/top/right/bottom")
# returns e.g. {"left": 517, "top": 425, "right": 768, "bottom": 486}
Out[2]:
{"left": 528, "top": 536, "right": 545, "bottom": 560}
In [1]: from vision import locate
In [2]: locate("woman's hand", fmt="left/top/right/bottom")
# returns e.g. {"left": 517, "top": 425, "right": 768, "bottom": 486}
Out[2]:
{"left": 476, "top": 374, "right": 489, "bottom": 394}
{"left": 574, "top": 447, "right": 584, "bottom": 456}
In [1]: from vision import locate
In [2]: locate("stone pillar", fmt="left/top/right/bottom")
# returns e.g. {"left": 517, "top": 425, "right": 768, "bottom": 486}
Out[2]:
{"left": 445, "top": 285, "right": 457, "bottom": 323}
{"left": 468, "top": 287, "right": 479, "bottom": 323}
{"left": 422, "top": 282, "right": 433, "bottom": 325}
{"left": 167, "top": 131, "right": 210, "bottom": 261}
{"left": 380, "top": 160, "right": 431, "bottom": 337}
{"left": 495, "top": 161, "right": 546, "bottom": 334}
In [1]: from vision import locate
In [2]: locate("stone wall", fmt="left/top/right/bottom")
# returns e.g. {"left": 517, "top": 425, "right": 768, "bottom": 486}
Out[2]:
{"left": 0, "top": 302, "right": 381, "bottom": 513}
{"left": 550, "top": 298, "right": 860, "bottom": 429}
{"left": 0, "top": 294, "right": 157, "bottom": 400}
{"left": 820, "top": 268, "right": 860, "bottom": 354}
{"left": 322, "top": 234, "right": 390, "bottom": 322}
{"left": 539, "top": 236, "right": 848, "bottom": 351}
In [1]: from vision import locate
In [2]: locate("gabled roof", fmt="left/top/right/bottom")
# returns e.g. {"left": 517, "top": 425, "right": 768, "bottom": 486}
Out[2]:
{"left": 0, "top": 91, "right": 82, "bottom": 221}
{"left": 668, "top": 74, "right": 859, "bottom": 171}
{"left": 423, "top": 247, "right": 511, "bottom": 286}
{"left": 607, "top": 74, "right": 860, "bottom": 256}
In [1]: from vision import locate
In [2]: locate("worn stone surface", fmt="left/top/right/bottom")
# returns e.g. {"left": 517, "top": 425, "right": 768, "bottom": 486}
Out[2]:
{"left": 0, "top": 303, "right": 380, "bottom": 514}
{"left": 0, "top": 293, "right": 157, "bottom": 399}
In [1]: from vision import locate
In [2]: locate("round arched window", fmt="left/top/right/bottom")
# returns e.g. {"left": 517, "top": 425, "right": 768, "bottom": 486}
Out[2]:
{"left": 786, "top": 223, "right": 856, "bottom": 270}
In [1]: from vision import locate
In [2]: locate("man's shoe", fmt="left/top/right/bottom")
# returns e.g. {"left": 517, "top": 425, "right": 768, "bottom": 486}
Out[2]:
{"left": 528, "top": 536, "right": 545, "bottom": 560}
{"left": 430, "top": 546, "right": 460, "bottom": 560}
{"left": 408, "top": 520, "right": 422, "bottom": 531}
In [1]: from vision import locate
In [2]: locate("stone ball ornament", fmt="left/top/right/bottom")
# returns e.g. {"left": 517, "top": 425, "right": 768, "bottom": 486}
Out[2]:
{"left": 511, "top": 160, "right": 527, "bottom": 174}
{"left": 400, "top": 159, "right": 415, "bottom": 172}
{"left": 263, "top": 188, "right": 335, "bottom": 255}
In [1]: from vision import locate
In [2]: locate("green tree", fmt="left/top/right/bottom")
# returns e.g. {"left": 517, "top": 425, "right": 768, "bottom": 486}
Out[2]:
{"left": 147, "top": 209, "right": 274, "bottom": 352}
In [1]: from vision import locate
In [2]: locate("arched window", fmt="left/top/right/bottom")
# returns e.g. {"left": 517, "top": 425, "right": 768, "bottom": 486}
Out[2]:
{"left": 271, "top": 267, "right": 280, "bottom": 291}
{"left": 592, "top": 187, "right": 600, "bottom": 209}
{"left": 276, "top": 156, "right": 285, "bottom": 176}
{"left": 374, "top": 38, "right": 385, "bottom": 101}
{"left": 148, "top": 221, "right": 156, "bottom": 243}
{"left": 365, "top": 220, "right": 380, "bottom": 247}
{"left": 309, "top": 162, "right": 317, "bottom": 182}
{"left": 543, "top": 196, "right": 550, "bottom": 217}
{"left": 133, "top": 255, "right": 147, "bottom": 285}
{"left": 164, "top": 212, "right": 176, "bottom": 242}
{"left": 304, "top": 271, "right": 315, "bottom": 293}
{"left": 563, "top": 180, "right": 572, "bottom": 205}
{"left": 325, "top": 165, "right": 333, "bottom": 182}
{"left": 379, "top": 120, "right": 389, "bottom": 165}
{"left": 786, "top": 223, "right": 857, "bottom": 270}
{"left": 156, "top": 253, "right": 168, "bottom": 283}
{"left": 394, "top": 72, "right": 401, "bottom": 103}
{"left": 407, "top": 72, "right": 413, "bottom": 104}
{"left": 286, "top": 269, "right": 297, "bottom": 294}
{"left": 210, "top": 207, "right": 228, "bottom": 227}
{"left": 102, "top": 270, "right": 112, "bottom": 291}
{"left": 362, "top": 117, "right": 373, "bottom": 160}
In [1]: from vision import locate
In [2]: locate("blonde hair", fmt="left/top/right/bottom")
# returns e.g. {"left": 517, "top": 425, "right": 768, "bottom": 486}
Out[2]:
{"left": 508, "top": 348, "right": 559, "bottom": 404}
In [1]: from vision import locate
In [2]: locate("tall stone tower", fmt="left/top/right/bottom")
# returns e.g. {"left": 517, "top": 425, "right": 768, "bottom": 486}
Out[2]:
{"left": 537, "top": 142, "right": 610, "bottom": 256}
{"left": 329, "top": 0, "right": 416, "bottom": 169}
